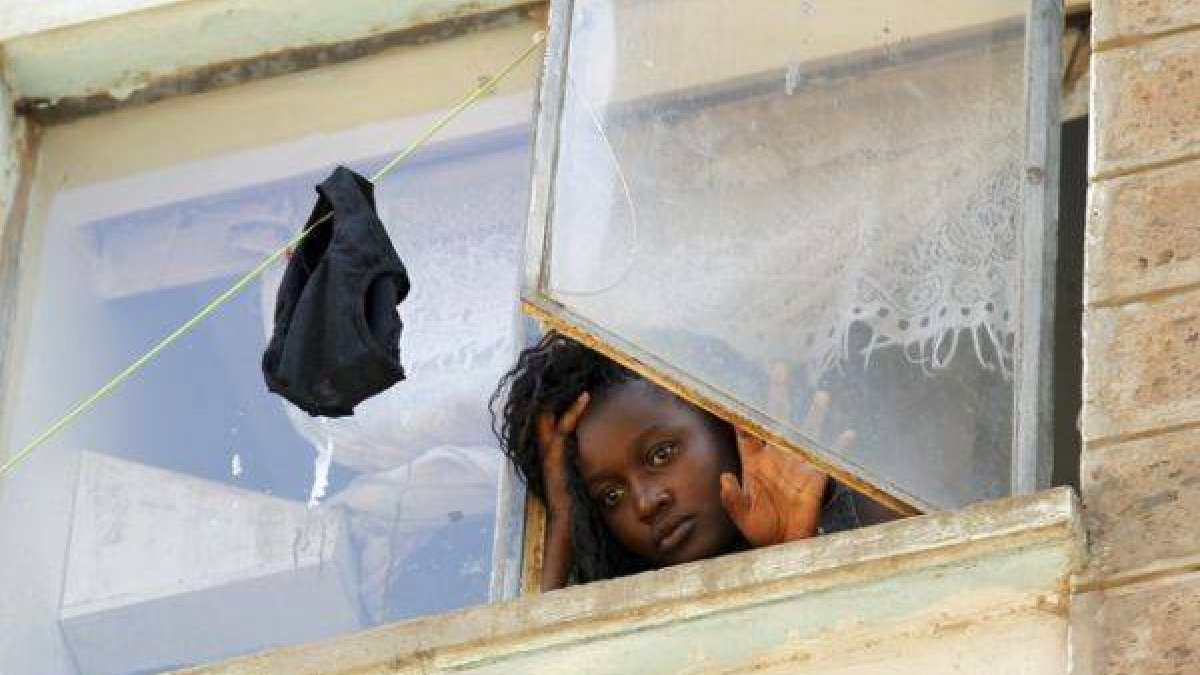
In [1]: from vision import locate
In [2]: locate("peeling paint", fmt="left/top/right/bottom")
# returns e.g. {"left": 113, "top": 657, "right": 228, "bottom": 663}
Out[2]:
{"left": 3, "top": 0, "right": 542, "bottom": 121}
{"left": 19, "top": 4, "right": 539, "bottom": 124}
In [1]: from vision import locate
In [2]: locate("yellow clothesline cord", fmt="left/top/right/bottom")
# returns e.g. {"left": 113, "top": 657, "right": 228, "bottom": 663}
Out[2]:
{"left": 0, "top": 32, "right": 546, "bottom": 479}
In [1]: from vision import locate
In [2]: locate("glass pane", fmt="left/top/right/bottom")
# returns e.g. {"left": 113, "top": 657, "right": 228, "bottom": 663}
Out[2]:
{"left": 0, "top": 75, "right": 530, "bottom": 674}
{"left": 540, "top": 0, "right": 1030, "bottom": 509}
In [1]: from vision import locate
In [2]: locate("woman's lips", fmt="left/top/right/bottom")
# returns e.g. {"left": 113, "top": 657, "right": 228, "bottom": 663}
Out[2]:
{"left": 657, "top": 516, "right": 695, "bottom": 552}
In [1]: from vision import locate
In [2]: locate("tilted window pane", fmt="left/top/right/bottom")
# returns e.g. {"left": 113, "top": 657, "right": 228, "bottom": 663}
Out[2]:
{"left": 0, "top": 60, "right": 531, "bottom": 674}
{"left": 534, "top": 0, "right": 1045, "bottom": 510}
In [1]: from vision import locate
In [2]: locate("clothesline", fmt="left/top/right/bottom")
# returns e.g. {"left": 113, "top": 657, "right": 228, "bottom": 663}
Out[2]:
{"left": 0, "top": 32, "right": 547, "bottom": 479}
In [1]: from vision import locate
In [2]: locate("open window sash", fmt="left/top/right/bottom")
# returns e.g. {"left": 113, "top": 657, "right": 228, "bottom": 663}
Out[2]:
{"left": 520, "top": 0, "right": 1061, "bottom": 514}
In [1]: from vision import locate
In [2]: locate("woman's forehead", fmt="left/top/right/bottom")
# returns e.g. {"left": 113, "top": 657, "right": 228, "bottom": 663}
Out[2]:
{"left": 576, "top": 382, "right": 686, "bottom": 468}
{"left": 581, "top": 380, "right": 677, "bottom": 428}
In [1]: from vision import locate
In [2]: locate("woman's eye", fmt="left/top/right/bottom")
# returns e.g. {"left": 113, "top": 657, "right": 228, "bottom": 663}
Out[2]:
{"left": 600, "top": 487, "right": 625, "bottom": 508}
{"left": 648, "top": 443, "right": 676, "bottom": 467}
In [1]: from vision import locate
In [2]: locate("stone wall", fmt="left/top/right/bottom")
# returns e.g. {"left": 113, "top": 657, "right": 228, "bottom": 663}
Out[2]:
{"left": 1074, "top": 1, "right": 1200, "bottom": 673}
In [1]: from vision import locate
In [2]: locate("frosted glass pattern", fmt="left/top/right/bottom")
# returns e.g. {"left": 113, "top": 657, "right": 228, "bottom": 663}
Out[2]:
{"left": 0, "top": 123, "right": 529, "bottom": 674}
{"left": 542, "top": 0, "right": 1030, "bottom": 509}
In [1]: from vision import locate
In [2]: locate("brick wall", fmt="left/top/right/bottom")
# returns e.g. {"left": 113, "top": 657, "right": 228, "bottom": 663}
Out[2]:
{"left": 1075, "top": 1, "right": 1200, "bottom": 673}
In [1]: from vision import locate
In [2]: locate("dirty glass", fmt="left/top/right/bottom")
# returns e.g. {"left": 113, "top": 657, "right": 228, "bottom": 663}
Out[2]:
{"left": 536, "top": 0, "right": 1038, "bottom": 510}
{"left": 0, "top": 82, "right": 531, "bottom": 675}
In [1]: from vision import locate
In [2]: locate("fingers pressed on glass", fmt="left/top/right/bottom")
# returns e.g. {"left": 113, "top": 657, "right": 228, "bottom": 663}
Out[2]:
{"left": 835, "top": 429, "right": 857, "bottom": 451}
{"left": 802, "top": 390, "right": 831, "bottom": 439}
{"left": 767, "top": 361, "right": 793, "bottom": 421}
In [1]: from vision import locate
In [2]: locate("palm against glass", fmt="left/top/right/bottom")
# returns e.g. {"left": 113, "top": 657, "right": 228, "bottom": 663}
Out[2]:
{"left": 719, "top": 366, "right": 855, "bottom": 547}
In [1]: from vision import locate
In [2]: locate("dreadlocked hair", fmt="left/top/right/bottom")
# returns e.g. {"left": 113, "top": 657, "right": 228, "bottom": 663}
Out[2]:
{"left": 489, "top": 331, "right": 651, "bottom": 582}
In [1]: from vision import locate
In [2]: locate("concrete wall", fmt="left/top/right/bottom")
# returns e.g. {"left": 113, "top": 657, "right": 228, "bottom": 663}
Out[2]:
{"left": 179, "top": 490, "right": 1083, "bottom": 675}
{"left": 1073, "top": 1, "right": 1200, "bottom": 673}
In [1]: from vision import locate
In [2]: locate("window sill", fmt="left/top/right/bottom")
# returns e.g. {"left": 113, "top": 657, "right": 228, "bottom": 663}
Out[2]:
{"left": 180, "top": 487, "right": 1083, "bottom": 675}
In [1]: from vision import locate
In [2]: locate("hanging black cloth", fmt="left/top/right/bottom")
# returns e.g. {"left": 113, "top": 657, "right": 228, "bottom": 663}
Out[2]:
{"left": 262, "top": 166, "right": 410, "bottom": 417}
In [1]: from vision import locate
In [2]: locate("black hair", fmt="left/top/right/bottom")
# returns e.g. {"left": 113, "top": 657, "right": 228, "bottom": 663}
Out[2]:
{"left": 490, "top": 331, "right": 651, "bottom": 582}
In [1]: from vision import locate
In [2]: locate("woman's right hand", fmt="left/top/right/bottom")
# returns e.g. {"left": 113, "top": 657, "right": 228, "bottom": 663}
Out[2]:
{"left": 535, "top": 392, "right": 590, "bottom": 591}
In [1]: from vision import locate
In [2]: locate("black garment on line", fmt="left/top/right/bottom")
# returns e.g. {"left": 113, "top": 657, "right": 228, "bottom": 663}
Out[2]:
{"left": 262, "top": 166, "right": 410, "bottom": 417}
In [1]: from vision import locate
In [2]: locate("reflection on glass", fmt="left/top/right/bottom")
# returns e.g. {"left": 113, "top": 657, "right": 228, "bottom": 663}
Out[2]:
{"left": 0, "top": 122, "right": 529, "bottom": 673}
{"left": 544, "top": 0, "right": 1027, "bottom": 508}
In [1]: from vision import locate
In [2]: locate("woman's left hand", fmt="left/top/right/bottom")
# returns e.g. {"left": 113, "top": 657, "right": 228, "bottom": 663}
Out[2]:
{"left": 719, "top": 431, "right": 827, "bottom": 547}
{"left": 719, "top": 389, "right": 854, "bottom": 547}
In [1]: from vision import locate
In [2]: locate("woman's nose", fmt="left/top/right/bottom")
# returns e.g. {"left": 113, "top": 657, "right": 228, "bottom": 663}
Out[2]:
{"left": 632, "top": 479, "right": 670, "bottom": 522}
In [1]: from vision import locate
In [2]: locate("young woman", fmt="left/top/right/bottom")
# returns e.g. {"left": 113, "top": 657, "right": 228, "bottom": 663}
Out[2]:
{"left": 491, "top": 331, "right": 881, "bottom": 591}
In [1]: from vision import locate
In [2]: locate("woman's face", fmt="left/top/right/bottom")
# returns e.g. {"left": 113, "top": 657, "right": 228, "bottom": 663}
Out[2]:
{"left": 574, "top": 380, "right": 742, "bottom": 567}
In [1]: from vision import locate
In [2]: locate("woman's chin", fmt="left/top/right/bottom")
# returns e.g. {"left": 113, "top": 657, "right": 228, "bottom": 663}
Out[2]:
{"left": 660, "top": 530, "right": 739, "bottom": 567}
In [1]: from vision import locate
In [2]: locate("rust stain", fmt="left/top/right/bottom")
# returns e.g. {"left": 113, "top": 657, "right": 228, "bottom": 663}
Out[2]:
{"left": 1035, "top": 592, "right": 1069, "bottom": 617}
{"left": 520, "top": 490, "right": 547, "bottom": 596}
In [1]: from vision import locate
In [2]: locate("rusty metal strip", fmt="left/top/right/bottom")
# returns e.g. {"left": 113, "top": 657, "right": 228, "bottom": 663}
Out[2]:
{"left": 519, "top": 489, "right": 548, "bottom": 596}
{"left": 520, "top": 298, "right": 922, "bottom": 518}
